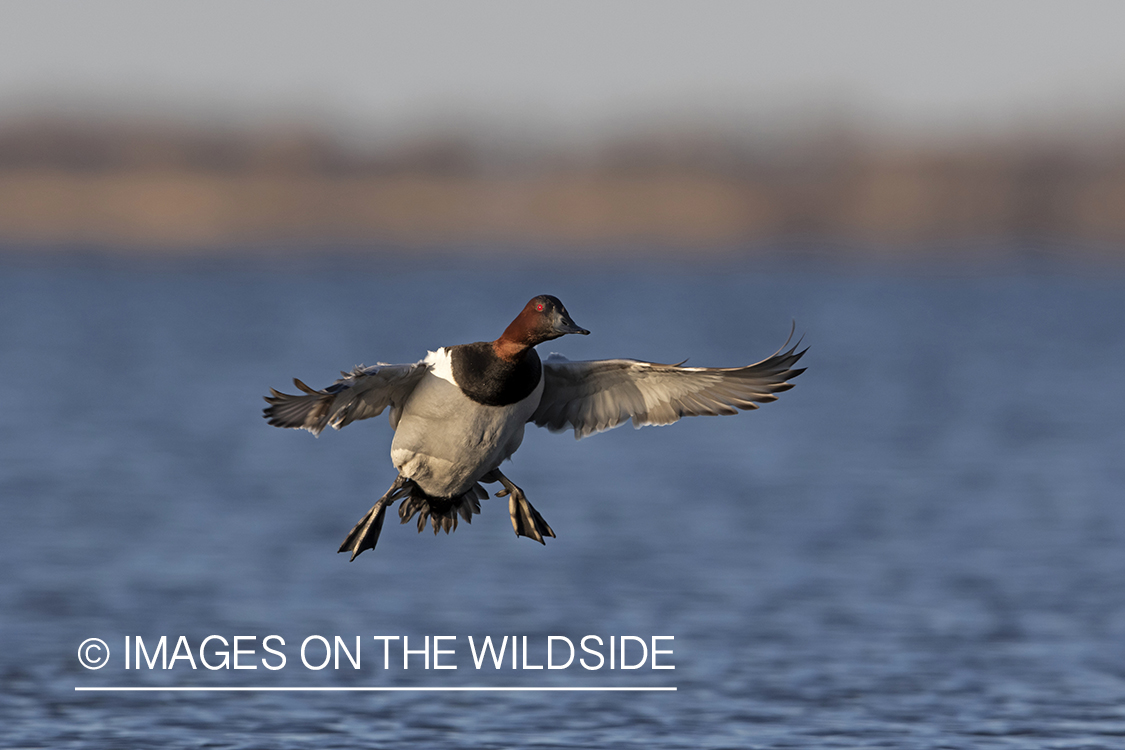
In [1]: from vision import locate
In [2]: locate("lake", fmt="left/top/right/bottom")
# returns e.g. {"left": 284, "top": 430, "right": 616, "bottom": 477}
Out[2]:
{"left": 2, "top": 251, "right": 1124, "bottom": 748}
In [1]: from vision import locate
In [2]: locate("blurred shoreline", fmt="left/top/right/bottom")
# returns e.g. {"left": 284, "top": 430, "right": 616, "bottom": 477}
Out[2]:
{"left": 2, "top": 116, "right": 1124, "bottom": 258}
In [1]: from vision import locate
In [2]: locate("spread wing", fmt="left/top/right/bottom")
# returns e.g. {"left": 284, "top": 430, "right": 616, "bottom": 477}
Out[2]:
{"left": 531, "top": 337, "right": 806, "bottom": 440}
{"left": 263, "top": 361, "right": 429, "bottom": 436}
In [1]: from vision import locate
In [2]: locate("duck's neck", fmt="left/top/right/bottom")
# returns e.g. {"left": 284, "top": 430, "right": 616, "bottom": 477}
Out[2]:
{"left": 492, "top": 336, "right": 531, "bottom": 362}
{"left": 493, "top": 313, "right": 538, "bottom": 361}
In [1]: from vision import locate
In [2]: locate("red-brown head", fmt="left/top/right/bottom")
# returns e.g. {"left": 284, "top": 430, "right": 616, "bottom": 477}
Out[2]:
{"left": 495, "top": 295, "right": 589, "bottom": 358}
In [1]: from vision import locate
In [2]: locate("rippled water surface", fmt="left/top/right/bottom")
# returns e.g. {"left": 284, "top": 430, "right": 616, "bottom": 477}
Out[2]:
{"left": 2, "top": 253, "right": 1125, "bottom": 748}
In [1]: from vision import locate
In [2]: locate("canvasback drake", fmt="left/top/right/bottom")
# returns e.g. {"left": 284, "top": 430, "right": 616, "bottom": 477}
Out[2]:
{"left": 264, "top": 295, "right": 805, "bottom": 560}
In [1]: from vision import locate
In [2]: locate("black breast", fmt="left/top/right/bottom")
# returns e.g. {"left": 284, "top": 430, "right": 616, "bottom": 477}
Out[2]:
{"left": 450, "top": 342, "right": 542, "bottom": 406}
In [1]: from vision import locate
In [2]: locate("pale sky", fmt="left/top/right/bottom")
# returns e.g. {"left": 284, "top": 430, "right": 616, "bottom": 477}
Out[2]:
{"left": 2, "top": 1, "right": 1123, "bottom": 142}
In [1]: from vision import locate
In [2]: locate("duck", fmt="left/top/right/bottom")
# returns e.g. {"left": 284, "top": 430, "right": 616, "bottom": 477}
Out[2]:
{"left": 264, "top": 295, "right": 805, "bottom": 560}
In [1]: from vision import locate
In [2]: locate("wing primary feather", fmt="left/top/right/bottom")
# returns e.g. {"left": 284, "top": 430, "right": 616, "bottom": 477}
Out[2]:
{"left": 264, "top": 361, "right": 427, "bottom": 436}
{"left": 533, "top": 327, "right": 807, "bottom": 439}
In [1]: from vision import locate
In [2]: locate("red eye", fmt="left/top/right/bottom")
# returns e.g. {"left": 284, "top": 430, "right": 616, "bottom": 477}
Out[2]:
{"left": 536, "top": 304, "right": 544, "bottom": 312}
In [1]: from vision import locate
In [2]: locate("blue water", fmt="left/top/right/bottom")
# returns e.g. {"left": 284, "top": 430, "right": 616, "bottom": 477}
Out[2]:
{"left": 2, "top": 253, "right": 1125, "bottom": 748}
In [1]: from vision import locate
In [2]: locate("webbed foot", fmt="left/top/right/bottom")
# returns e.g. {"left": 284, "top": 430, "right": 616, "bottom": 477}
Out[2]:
{"left": 483, "top": 469, "right": 556, "bottom": 544}
{"left": 338, "top": 475, "right": 414, "bottom": 561}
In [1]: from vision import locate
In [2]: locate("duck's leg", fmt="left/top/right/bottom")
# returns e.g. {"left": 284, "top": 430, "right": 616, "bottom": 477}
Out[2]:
{"left": 482, "top": 469, "right": 556, "bottom": 544}
{"left": 338, "top": 475, "right": 413, "bottom": 561}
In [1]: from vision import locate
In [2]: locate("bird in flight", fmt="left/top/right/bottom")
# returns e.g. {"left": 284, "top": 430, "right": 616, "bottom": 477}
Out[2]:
{"left": 264, "top": 295, "right": 805, "bottom": 560}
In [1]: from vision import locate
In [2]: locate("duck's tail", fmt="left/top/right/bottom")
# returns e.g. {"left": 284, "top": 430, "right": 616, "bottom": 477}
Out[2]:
{"left": 397, "top": 482, "right": 487, "bottom": 535}
{"left": 338, "top": 476, "right": 487, "bottom": 561}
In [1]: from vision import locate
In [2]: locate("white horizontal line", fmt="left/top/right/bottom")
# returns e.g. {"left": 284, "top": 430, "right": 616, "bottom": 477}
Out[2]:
{"left": 75, "top": 686, "right": 676, "bottom": 692}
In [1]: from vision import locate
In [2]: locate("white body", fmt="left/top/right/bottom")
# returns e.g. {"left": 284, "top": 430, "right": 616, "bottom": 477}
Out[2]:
{"left": 390, "top": 349, "right": 544, "bottom": 497}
